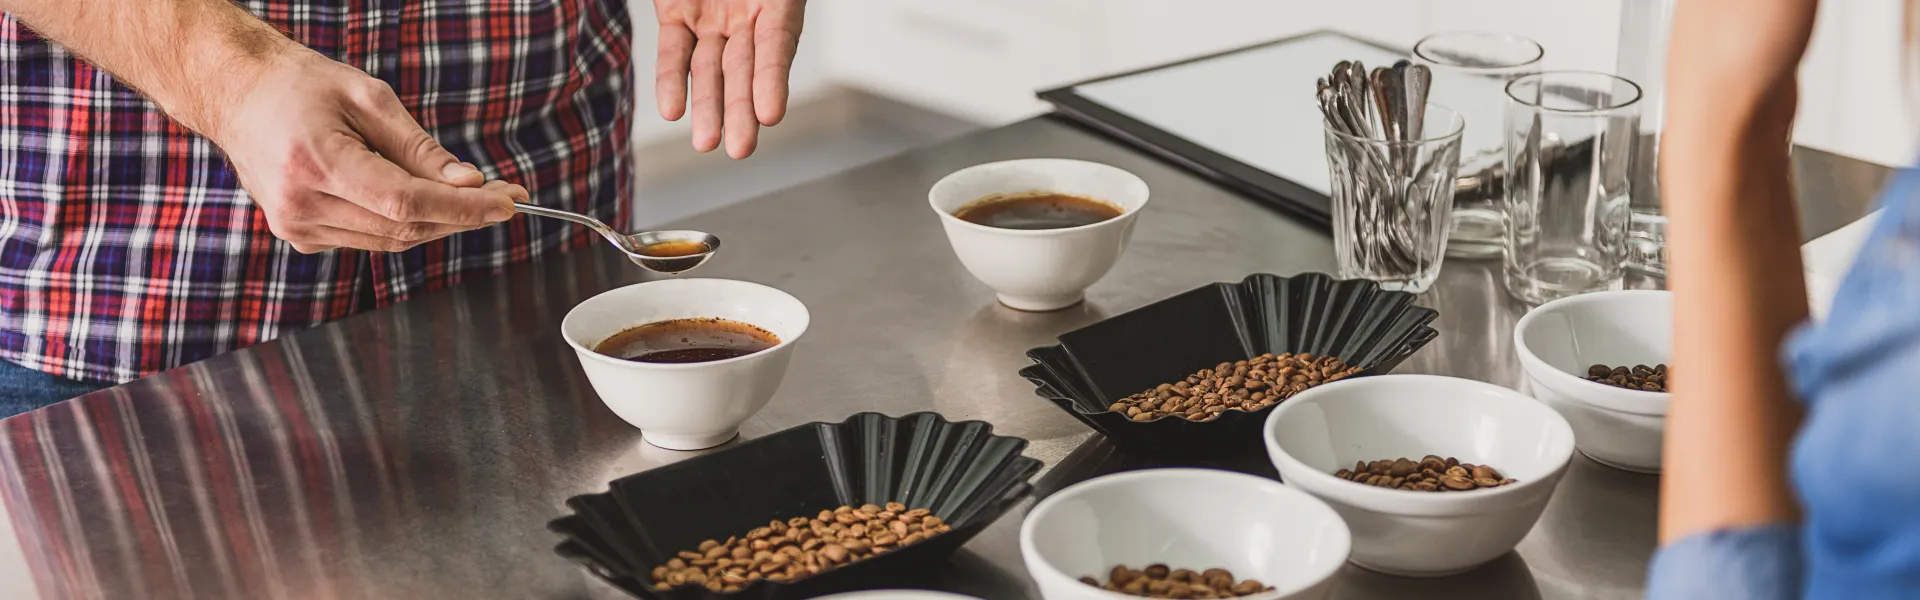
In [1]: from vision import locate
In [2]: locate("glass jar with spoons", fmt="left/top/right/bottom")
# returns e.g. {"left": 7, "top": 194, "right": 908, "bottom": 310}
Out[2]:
{"left": 1317, "top": 59, "right": 1464, "bottom": 294}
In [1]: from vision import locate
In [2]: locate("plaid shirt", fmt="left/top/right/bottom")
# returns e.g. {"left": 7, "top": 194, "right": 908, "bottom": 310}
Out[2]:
{"left": 0, "top": 0, "right": 631, "bottom": 384}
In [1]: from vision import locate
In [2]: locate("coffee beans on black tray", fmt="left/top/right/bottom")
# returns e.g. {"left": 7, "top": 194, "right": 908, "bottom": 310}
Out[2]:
{"left": 1585, "top": 363, "right": 1669, "bottom": 391}
{"left": 1334, "top": 456, "right": 1518, "bottom": 492}
{"left": 1079, "top": 563, "right": 1275, "bottom": 598}
{"left": 649, "top": 503, "right": 951, "bottom": 592}
{"left": 1108, "top": 353, "right": 1361, "bottom": 422}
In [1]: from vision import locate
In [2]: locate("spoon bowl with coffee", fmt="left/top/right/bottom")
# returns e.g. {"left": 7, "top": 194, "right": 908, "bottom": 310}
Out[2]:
{"left": 512, "top": 203, "right": 719, "bottom": 274}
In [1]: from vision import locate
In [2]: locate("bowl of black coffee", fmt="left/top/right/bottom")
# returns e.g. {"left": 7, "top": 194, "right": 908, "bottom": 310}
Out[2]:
{"left": 929, "top": 159, "right": 1149, "bottom": 312}
{"left": 562, "top": 279, "right": 810, "bottom": 450}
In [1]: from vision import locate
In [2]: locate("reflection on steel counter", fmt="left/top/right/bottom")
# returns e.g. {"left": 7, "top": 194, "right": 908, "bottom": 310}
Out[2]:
{"left": 0, "top": 254, "right": 637, "bottom": 599}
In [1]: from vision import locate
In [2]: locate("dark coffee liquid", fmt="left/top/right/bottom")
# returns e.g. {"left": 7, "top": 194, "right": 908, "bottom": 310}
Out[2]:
{"left": 638, "top": 240, "right": 710, "bottom": 258}
{"left": 593, "top": 318, "right": 779, "bottom": 364}
{"left": 953, "top": 193, "right": 1123, "bottom": 230}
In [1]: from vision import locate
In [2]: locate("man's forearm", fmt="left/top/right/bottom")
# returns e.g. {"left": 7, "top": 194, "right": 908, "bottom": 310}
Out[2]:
{"left": 2, "top": 0, "right": 296, "bottom": 139}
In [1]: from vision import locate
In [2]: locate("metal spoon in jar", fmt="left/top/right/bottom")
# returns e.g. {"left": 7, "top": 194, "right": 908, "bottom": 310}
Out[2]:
{"left": 511, "top": 203, "right": 719, "bottom": 274}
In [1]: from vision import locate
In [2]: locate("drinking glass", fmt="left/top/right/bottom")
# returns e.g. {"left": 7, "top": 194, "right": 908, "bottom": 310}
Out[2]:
{"left": 1616, "top": 0, "right": 1677, "bottom": 275}
{"left": 1414, "top": 32, "right": 1545, "bottom": 260}
{"left": 1325, "top": 104, "right": 1465, "bottom": 294}
{"left": 1502, "top": 72, "right": 1641, "bottom": 304}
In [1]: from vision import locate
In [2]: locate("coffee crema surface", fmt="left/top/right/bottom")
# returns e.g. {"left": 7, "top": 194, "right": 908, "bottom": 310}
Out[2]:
{"left": 638, "top": 240, "right": 710, "bottom": 258}
{"left": 952, "top": 192, "right": 1123, "bottom": 230}
{"left": 593, "top": 318, "right": 779, "bottom": 364}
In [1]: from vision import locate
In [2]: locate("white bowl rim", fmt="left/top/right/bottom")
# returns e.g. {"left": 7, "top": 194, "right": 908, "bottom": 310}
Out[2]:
{"left": 560, "top": 278, "right": 811, "bottom": 371}
{"left": 1262, "top": 375, "right": 1576, "bottom": 513}
{"left": 927, "top": 158, "right": 1151, "bottom": 237}
{"left": 1512, "top": 289, "right": 1671, "bottom": 415}
{"left": 1018, "top": 467, "right": 1351, "bottom": 599}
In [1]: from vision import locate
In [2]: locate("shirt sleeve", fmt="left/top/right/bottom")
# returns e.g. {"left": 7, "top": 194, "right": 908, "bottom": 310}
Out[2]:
{"left": 1647, "top": 523, "right": 1803, "bottom": 600}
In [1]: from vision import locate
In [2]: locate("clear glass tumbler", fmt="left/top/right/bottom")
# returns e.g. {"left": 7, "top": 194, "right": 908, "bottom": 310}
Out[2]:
{"left": 1502, "top": 72, "right": 1641, "bottom": 304}
{"left": 1325, "top": 104, "right": 1465, "bottom": 294}
{"left": 1616, "top": 0, "right": 1677, "bottom": 276}
{"left": 1414, "top": 32, "right": 1545, "bottom": 260}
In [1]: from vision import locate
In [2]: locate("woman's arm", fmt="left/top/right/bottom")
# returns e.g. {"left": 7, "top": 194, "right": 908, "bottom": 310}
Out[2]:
{"left": 1659, "top": 0, "right": 1820, "bottom": 543}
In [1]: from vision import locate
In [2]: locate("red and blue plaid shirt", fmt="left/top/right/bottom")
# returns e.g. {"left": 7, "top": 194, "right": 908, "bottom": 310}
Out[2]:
{"left": 0, "top": 0, "right": 632, "bottom": 383}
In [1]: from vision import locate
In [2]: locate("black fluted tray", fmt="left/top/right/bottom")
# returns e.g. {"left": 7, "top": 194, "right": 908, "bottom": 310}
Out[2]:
{"left": 548, "top": 412, "right": 1041, "bottom": 599}
{"left": 1020, "top": 272, "right": 1439, "bottom": 458}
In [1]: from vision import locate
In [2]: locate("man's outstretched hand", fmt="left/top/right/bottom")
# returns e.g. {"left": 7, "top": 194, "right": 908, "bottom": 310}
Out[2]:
{"left": 652, "top": 0, "right": 806, "bottom": 159}
{"left": 210, "top": 47, "right": 530, "bottom": 254}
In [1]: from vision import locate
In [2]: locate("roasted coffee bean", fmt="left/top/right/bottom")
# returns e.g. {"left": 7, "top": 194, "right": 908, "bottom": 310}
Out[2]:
{"left": 1389, "top": 458, "right": 1417, "bottom": 477}
{"left": 1105, "top": 353, "right": 1363, "bottom": 422}
{"left": 648, "top": 503, "right": 953, "bottom": 592}
{"left": 1085, "top": 564, "right": 1275, "bottom": 598}
{"left": 1587, "top": 363, "right": 1672, "bottom": 390}
{"left": 1336, "top": 456, "right": 1521, "bottom": 493}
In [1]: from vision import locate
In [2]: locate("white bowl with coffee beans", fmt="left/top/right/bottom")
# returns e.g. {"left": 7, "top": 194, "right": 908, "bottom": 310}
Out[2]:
{"left": 1020, "top": 468, "right": 1350, "bottom": 600}
{"left": 561, "top": 278, "right": 809, "bottom": 450}
{"left": 1513, "top": 289, "right": 1671, "bottom": 473}
{"left": 1262, "top": 375, "right": 1575, "bottom": 576}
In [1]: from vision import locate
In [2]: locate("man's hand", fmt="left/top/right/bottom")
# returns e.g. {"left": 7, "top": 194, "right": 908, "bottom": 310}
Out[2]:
{"left": 209, "top": 49, "right": 528, "bottom": 253}
{"left": 653, "top": 0, "right": 806, "bottom": 159}
{"left": 1, "top": 0, "right": 528, "bottom": 254}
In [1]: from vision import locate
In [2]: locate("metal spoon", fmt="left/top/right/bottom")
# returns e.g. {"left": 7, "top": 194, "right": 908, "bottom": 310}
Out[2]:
{"left": 1368, "top": 67, "right": 1402, "bottom": 144}
{"left": 1399, "top": 61, "right": 1432, "bottom": 144}
{"left": 512, "top": 203, "right": 719, "bottom": 274}
{"left": 1342, "top": 60, "right": 1374, "bottom": 137}
{"left": 1316, "top": 78, "right": 1341, "bottom": 131}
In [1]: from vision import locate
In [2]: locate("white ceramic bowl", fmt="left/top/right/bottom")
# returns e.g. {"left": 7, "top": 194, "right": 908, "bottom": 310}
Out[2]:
{"left": 1021, "top": 469, "right": 1350, "bottom": 600}
{"left": 929, "top": 159, "right": 1149, "bottom": 311}
{"left": 1262, "top": 375, "right": 1575, "bottom": 576}
{"left": 1513, "top": 290, "right": 1671, "bottom": 473}
{"left": 561, "top": 279, "right": 809, "bottom": 450}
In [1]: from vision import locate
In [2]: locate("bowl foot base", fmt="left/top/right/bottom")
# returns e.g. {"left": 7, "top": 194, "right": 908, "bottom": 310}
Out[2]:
{"left": 1350, "top": 559, "right": 1489, "bottom": 578}
{"left": 643, "top": 430, "right": 739, "bottom": 451}
{"left": 1579, "top": 449, "right": 1662, "bottom": 474}
{"left": 996, "top": 292, "right": 1085, "bottom": 312}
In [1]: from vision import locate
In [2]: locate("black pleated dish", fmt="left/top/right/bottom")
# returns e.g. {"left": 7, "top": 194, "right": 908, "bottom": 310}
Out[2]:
{"left": 1020, "top": 273, "right": 1440, "bottom": 458}
{"left": 548, "top": 412, "right": 1041, "bottom": 599}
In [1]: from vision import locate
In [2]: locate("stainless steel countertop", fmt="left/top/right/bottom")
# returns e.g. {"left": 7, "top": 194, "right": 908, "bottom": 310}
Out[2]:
{"left": 0, "top": 118, "right": 1887, "bottom": 600}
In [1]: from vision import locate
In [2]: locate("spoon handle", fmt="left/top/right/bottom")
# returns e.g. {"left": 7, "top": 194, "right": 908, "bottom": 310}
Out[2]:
{"left": 512, "top": 203, "right": 634, "bottom": 251}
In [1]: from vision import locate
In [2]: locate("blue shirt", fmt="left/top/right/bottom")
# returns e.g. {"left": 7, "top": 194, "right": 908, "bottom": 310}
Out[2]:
{"left": 1648, "top": 166, "right": 1920, "bottom": 599}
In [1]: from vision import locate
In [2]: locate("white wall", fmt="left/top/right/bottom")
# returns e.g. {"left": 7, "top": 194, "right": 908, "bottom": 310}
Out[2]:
{"left": 627, "top": 0, "right": 1916, "bottom": 167}
{"left": 1798, "top": 0, "right": 1914, "bottom": 165}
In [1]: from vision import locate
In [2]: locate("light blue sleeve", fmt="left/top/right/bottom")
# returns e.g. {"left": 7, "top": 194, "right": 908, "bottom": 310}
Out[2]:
{"left": 1647, "top": 523, "right": 1803, "bottom": 600}
{"left": 1778, "top": 166, "right": 1920, "bottom": 597}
